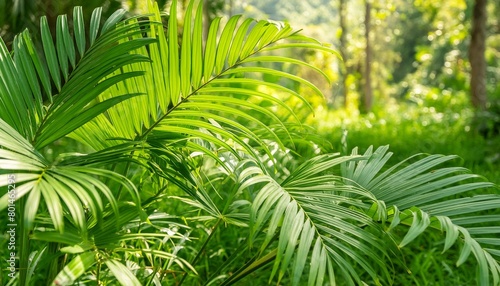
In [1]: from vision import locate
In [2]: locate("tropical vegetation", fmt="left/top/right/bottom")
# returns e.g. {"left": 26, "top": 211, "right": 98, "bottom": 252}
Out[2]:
{"left": 1, "top": 0, "right": 499, "bottom": 285}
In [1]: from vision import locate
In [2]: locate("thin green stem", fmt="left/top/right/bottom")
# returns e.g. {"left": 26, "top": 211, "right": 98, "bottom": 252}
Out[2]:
{"left": 219, "top": 248, "right": 278, "bottom": 286}
{"left": 115, "top": 160, "right": 132, "bottom": 201}
{"left": 46, "top": 242, "right": 61, "bottom": 283}
{"left": 203, "top": 236, "right": 249, "bottom": 285}
{"left": 96, "top": 255, "right": 102, "bottom": 286}
{"left": 18, "top": 195, "right": 29, "bottom": 286}
{"left": 135, "top": 36, "right": 281, "bottom": 142}
{"left": 178, "top": 218, "right": 222, "bottom": 285}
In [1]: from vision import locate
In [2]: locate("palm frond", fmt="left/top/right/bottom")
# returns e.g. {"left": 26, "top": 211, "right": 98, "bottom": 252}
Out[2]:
{"left": 52, "top": 252, "right": 96, "bottom": 286}
{"left": 0, "top": 6, "right": 154, "bottom": 148}
{"left": 70, "top": 0, "right": 336, "bottom": 159}
{"left": 0, "top": 118, "right": 138, "bottom": 233}
{"left": 0, "top": 12, "right": 153, "bottom": 284}
{"left": 104, "top": 259, "right": 142, "bottom": 285}
{"left": 236, "top": 153, "right": 393, "bottom": 286}
{"left": 343, "top": 145, "right": 500, "bottom": 285}
{"left": 31, "top": 204, "right": 193, "bottom": 284}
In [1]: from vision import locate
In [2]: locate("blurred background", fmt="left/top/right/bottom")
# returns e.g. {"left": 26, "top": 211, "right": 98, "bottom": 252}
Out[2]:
{"left": 1, "top": 0, "right": 498, "bottom": 183}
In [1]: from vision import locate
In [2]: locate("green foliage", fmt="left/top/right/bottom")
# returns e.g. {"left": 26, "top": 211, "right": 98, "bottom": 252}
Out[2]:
{"left": 312, "top": 92, "right": 500, "bottom": 183}
{"left": 1, "top": 1, "right": 499, "bottom": 285}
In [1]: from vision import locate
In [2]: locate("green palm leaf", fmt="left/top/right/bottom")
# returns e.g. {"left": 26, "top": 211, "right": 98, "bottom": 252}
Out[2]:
{"left": 0, "top": 6, "right": 154, "bottom": 148}
{"left": 70, "top": 0, "right": 336, "bottom": 158}
{"left": 29, "top": 203, "right": 193, "bottom": 284}
{"left": 0, "top": 15, "right": 152, "bottom": 285}
{"left": 343, "top": 145, "right": 500, "bottom": 285}
{"left": 51, "top": 252, "right": 96, "bottom": 286}
{"left": 0, "top": 118, "right": 138, "bottom": 233}
{"left": 105, "top": 259, "right": 142, "bottom": 286}
{"left": 234, "top": 153, "right": 393, "bottom": 286}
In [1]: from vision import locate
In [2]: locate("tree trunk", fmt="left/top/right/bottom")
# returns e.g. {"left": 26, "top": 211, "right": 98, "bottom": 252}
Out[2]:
{"left": 228, "top": 0, "right": 233, "bottom": 17}
{"left": 469, "top": 0, "right": 488, "bottom": 110}
{"left": 339, "top": 0, "right": 349, "bottom": 108}
{"left": 363, "top": 1, "right": 373, "bottom": 112}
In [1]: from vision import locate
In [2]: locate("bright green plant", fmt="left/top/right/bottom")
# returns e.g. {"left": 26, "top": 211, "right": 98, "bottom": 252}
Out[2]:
{"left": 1, "top": 0, "right": 499, "bottom": 285}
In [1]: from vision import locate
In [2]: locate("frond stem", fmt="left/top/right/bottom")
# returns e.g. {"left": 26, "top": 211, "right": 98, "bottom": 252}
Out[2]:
{"left": 178, "top": 218, "right": 222, "bottom": 286}
{"left": 135, "top": 36, "right": 284, "bottom": 141}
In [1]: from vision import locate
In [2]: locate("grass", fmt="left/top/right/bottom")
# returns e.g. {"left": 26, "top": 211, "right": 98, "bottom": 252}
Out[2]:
{"left": 309, "top": 97, "right": 500, "bottom": 185}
